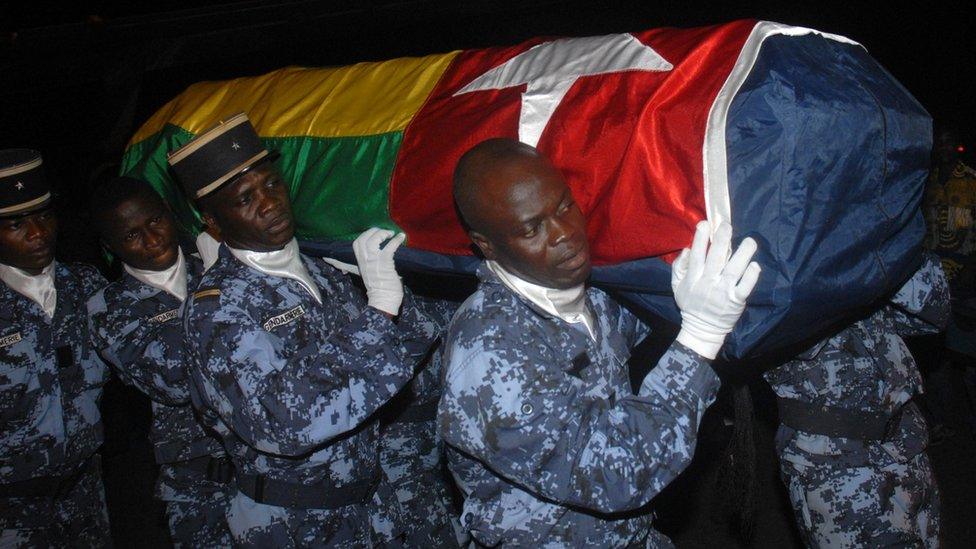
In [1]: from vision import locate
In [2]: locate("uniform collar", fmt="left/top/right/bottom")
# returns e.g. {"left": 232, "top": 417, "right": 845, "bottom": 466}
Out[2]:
{"left": 123, "top": 247, "right": 188, "bottom": 302}
{"left": 482, "top": 260, "right": 595, "bottom": 340}
{"left": 227, "top": 238, "right": 322, "bottom": 304}
{"left": 0, "top": 259, "right": 57, "bottom": 318}
{"left": 122, "top": 249, "right": 202, "bottom": 302}
{"left": 195, "top": 231, "right": 221, "bottom": 272}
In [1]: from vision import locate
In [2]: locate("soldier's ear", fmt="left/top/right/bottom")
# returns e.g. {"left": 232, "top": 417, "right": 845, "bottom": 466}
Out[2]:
{"left": 469, "top": 230, "right": 496, "bottom": 261}
{"left": 199, "top": 210, "right": 220, "bottom": 234}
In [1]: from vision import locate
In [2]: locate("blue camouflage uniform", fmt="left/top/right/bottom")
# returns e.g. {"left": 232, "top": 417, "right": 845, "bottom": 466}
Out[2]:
{"left": 764, "top": 254, "right": 949, "bottom": 548}
{"left": 183, "top": 246, "right": 437, "bottom": 547}
{"left": 0, "top": 263, "right": 111, "bottom": 547}
{"left": 379, "top": 294, "right": 464, "bottom": 547}
{"left": 438, "top": 264, "right": 720, "bottom": 547}
{"left": 87, "top": 254, "right": 233, "bottom": 548}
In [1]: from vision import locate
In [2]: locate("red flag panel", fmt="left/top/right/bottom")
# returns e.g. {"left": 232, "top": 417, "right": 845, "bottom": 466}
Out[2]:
{"left": 391, "top": 19, "right": 756, "bottom": 264}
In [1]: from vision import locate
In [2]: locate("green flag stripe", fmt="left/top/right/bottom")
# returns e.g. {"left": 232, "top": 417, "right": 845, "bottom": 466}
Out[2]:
{"left": 119, "top": 123, "right": 402, "bottom": 241}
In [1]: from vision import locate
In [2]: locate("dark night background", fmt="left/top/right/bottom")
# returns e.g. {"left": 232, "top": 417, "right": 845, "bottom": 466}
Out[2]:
{"left": 2, "top": 1, "right": 975, "bottom": 546}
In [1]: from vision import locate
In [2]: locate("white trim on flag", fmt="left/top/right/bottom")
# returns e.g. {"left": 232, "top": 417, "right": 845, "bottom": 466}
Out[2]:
{"left": 701, "top": 21, "right": 862, "bottom": 234}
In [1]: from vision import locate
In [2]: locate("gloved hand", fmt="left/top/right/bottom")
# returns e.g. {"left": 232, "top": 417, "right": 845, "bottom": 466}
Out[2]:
{"left": 352, "top": 228, "right": 406, "bottom": 316}
{"left": 671, "top": 221, "right": 761, "bottom": 359}
{"left": 323, "top": 257, "right": 360, "bottom": 275}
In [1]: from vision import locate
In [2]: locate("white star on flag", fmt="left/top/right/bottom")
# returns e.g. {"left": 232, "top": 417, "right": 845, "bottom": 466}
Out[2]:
{"left": 15, "top": 182, "right": 24, "bottom": 190}
{"left": 454, "top": 33, "right": 673, "bottom": 147}
{"left": 231, "top": 142, "right": 241, "bottom": 150}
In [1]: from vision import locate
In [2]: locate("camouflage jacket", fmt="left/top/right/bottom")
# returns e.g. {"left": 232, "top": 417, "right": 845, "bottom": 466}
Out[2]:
{"left": 1, "top": 262, "right": 108, "bottom": 483}
{"left": 765, "top": 253, "right": 950, "bottom": 468}
{"left": 87, "top": 255, "right": 224, "bottom": 465}
{"left": 183, "top": 246, "right": 433, "bottom": 498}
{"left": 386, "top": 294, "right": 459, "bottom": 418}
{"left": 438, "top": 264, "right": 719, "bottom": 547}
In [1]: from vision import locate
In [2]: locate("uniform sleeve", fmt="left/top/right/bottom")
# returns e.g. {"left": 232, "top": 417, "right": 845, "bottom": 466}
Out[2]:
{"left": 439, "top": 337, "right": 719, "bottom": 514}
{"left": 76, "top": 266, "right": 112, "bottom": 388}
{"left": 187, "top": 299, "right": 415, "bottom": 457}
{"left": 887, "top": 253, "right": 951, "bottom": 336}
{"left": 87, "top": 295, "right": 190, "bottom": 406}
{"left": 392, "top": 289, "right": 446, "bottom": 365}
{"left": 76, "top": 264, "right": 108, "bottom": 299}
{"left": 391, "top": 291, "right": 458, "bottom": 405}
{"left": 613, "top": 300, "right": 651, "bottom": 349}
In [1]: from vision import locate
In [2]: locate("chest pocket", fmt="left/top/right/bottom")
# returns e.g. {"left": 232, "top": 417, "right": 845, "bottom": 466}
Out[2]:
{"left": 262, "top": 304, "right": 313, "bottom": 351}
{"left": 148, "top": 307, "right": 181, "bottom": 325}
{"left": 566, "top": 353, "right": 590, "bottom": 379}
{"left": 0, "top": 329, "right": 26, "bottom": 366}
{"left": 54, "top": 345, "right": 88, "bottom": 398}
{"left": 0, "top": 328, "right": 36, "bottom": 435}
{"left": 555, "top": 347, "right": 616, "bottom": 403}
{"left": 0, "top": 360, "right": 30, "bottom": 425}
{"left": 54, "top": 297, "right": 100, "bottom": 396}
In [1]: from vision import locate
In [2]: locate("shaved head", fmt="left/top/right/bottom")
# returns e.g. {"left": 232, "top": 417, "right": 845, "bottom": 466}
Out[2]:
{"left": 453, "top": 138, "right": 542, "bottom": 235}
{"left": 451, "top": 138, "right": 591, "bottom": 289}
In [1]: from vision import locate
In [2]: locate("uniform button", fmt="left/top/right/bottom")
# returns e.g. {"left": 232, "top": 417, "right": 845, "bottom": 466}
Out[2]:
{"left": 520, "top": 403, "right": 533, "bottom": 415}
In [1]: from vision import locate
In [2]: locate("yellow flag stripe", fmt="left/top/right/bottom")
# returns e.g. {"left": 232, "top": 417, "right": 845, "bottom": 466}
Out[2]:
{"left": 128, "top": 51, "right": 460, "bottom": 147}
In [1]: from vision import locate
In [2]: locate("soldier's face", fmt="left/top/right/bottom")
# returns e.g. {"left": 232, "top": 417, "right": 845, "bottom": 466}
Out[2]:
{"left": 469, "top": 156, "right": 590, "bottom": 289}
{"left": 203, "top": 165, "right": 294, "bottom": 253}
{"left": 103, "top": 194, "right": 179, "bottom": 271}
{"left": 0, "top": 207, "right": 58, "bottom": 275}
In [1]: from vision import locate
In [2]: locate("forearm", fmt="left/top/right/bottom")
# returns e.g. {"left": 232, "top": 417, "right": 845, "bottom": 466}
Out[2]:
{"left": 890, "top": 253, "right": 951, "bottom": 334}
{"left": 96, "top": 323, "right": 190, "bottom": 405}
{"left": 201, "top": 308, "right": 414, "bottom": 455}
{"left": 442, "top": 346, "right": 719, "bottom": 514}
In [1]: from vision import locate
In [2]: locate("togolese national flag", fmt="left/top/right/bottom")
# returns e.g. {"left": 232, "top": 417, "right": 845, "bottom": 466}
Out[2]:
{"left": 121, "top": 51, "right": 459, "bottom": 243}
{"left": 121, "top": 20, "right": 931, "bottom": 361}
{"left": 123, "top": 20, "right": 761, "bottom": 265}
{"left": 393, "top": 20, "right": 756, "bottom": 262}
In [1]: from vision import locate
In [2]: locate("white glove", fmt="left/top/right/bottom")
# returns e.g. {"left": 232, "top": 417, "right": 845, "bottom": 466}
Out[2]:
{"left": 323, "top": 257, "right": 360, "bottom": 275}
{"left": 352, "top": 228, "right": 406, "bottom": 316}
{"left": 671, "top": 221, "right": 761, "bottom": 359}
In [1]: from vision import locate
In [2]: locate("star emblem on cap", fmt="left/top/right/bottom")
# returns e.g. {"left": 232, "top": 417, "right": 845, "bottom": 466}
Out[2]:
{"left": 15, "top": 181, "right": 24, "bottom": 190}
{"left": 231, "top": 142, "right": 241, "bottom": 150}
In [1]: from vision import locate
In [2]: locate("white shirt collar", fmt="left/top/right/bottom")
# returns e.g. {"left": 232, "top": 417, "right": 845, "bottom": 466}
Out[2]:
{"left": 227, "top": 238, "right": 322, "bottom": 304}
{"left": 195, "top": 232, "right": 221, "bottom": 272}
{"left": 124, "top": 247, "right": 188, "bottom": 302}
{"left": 0, "top": 260, "right": 57, "bottom": 318}
{"left": 487, "top": 260, "right": 595, "bottom": 340}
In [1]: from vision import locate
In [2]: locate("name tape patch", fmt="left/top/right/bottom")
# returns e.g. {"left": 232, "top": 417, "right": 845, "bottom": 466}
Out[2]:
{"left": 0, "top": 332, "right": 22, "bottom": 348}
{"left": 263, "top": 305, "right": 306, "bottom": 331}
{"left": 149, "top": 308, "right": 180, "bottom": 324}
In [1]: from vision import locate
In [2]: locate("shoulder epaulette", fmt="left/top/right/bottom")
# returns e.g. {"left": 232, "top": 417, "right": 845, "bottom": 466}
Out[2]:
{"left": 193, "top": 288, "right": 221, "bottom": 301}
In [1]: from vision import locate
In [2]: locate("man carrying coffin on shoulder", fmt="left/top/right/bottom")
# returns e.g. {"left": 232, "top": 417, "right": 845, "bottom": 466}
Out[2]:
{"left": 173, "top": 113, "right": 441, "bottom": 547}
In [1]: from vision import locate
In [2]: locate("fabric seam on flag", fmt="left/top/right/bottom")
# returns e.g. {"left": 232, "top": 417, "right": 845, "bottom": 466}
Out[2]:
{"left": 389, "top": 51, "right": 466, "bottom": 237}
